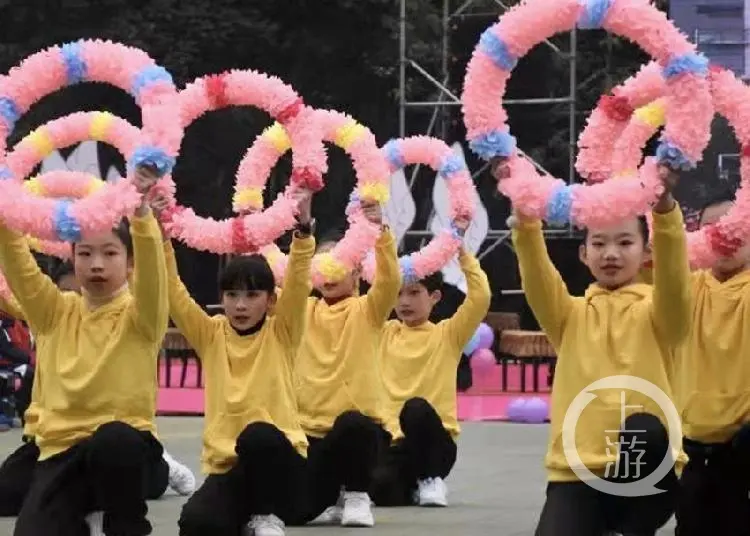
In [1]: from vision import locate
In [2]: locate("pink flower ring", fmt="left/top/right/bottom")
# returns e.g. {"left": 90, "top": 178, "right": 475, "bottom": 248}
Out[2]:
{"left": 359, "top": 136, "right": 477, "bottom": 284}
{"left": 0, "top": 39, "right": 183, "bottom": 238}
{"left": 461, "top": 0, "right": 714, "bottom": 228}
{"left": 595, "top": 63, "right": 750, "bottom": 268}
{"left": 232, "top": 109, "right": 390, "bottom": 286}
{"left": 159, "top": 71, "right": 329, "bottom": 254}
{"left": 0, "top": 111, "right": 145, "bottom": 241}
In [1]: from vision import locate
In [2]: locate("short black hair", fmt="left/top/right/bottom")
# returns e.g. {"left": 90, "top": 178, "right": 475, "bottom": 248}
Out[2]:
{"left": 582, "top": 215, "right": 649, "bottom": 245}
{"left": 51, "top": 261, "right": 74, "bottom": 284}
{"left": 71, "top": 218, "right": 133, "bottom": 257}
{"left": 416, "top": 271, "right": 444, "bottom": 293}
{"left": 219, "top": 254, "right": 276, "bottom": 294}
{"left": 698, "top": 188, "right": 736, "bottom": 225}
{"left": 317, "top": 228, "right": 345, "bottom": 252}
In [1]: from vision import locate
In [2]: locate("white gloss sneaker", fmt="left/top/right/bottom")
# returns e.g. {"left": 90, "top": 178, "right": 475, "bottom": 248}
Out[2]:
{"left": 163, "top": 450, "right": 196, "bottom": 496}
{"left": 250, "top": 514, "right": 286, "bottom": 536}
{"left": 313, "top": 490, "right": 344, "bottom": 525}
{"left": 84, "top": 511, "right": 105, "bottom": 536}
{"left": 417, "top": 477, "right": 448, "bottom": 507}
{"left": 341, "top": 491, "right": 374, "bottom": 527}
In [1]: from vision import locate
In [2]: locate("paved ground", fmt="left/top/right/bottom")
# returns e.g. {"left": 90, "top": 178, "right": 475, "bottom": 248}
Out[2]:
{"left": 0, "top": 418, "right": 675, "bottom": 535}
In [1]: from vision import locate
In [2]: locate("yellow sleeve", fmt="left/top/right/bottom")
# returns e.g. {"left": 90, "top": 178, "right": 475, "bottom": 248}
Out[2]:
{"left": 274, "top": 233, "right": 314, "bottom": 349}
{"left": 0, "top": 294, "right": 25, "bottom": 321}
{"left": 129, "top": 213, "right": 169, "bottom": 342}
{"left": 650, "top": 205, "right": 691, "bottom": 346}
{"left": 365, "top": 227, "right": 402, "bottom": 326}
{"left": 0, "top": 225, "right": 63, "bottom": 334}
{"left": 445, "top": 251, "right": 492, "bottom": 353}
{"left": 164, "top": 240, "right": 213, "bottom": 354}
{"left": 511, "top": 219, "right": 573, "bottom": 347}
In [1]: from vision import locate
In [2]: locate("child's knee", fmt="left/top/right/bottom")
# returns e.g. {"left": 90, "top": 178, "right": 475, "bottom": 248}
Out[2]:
{"left": 87, "top": 421, "right": 147, "bottom": 467}
{"left": 235, "top": 421, "right": 288, "bottom": 459}
{"left": 178, "top": 500, "right": 233, "bottom": 536}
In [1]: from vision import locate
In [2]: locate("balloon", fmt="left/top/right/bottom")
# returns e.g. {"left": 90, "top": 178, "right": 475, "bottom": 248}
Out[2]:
{"left": 470, "top": 348, "right": 496, "bottom": 371}
{"left": 463, "top": 329, "right": 481, "bottom": 356}
{"left": 521, "top": 397, "right": 549, "bottom": 423}
{"left": 507, "top": 397, "right": 527, "bottom": 422}
{"left": 476, "top": 322, "right": 494, "bottom": 349}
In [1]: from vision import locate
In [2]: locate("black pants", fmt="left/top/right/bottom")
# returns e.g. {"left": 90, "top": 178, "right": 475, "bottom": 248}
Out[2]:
{"left": 535, "top": 413, "right": 677, "bottom": 536}
{"left": 178, "top": 411, "right": 382, "bottom": 536}
{"left": 14, "top": 421, "right": 166, "bottom": 536}
{"left": 370, "top": 397, "right": 457, "bottom": 506}
{"left": 675, "top": 430, "right": 750, "bottom": 536}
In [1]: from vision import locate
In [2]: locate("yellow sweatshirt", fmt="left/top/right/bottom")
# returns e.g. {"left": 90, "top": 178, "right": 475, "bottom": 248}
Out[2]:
{"left": 512, "top": 206, "right": 691, "bottom": 482}
{"left": 164, "top": 235, "right": 314, "bottom": 474}
{"left": 379, "top": 251, "right": 491, "bottom": 440}
{"left": 296, "top": 228, "right": 401, "bottom": 437}
{"left": 676, "top": 269, "right": 750, "bottom": 443}
{"left": 0, "top": 214, "right": 169, "bottom": 460}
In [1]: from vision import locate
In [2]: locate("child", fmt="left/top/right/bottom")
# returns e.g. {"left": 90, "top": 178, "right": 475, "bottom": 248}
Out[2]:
{"left": 496, "top": 160, "right": 690, "bottom": 536}
{"left": 370, "top": 217, "right": 491, "bottom": 508}
{"left": 673, "top": 190, "right": 750, "bottom": 536}
{"left": 156, "top": 190, "right": 333, "bottom": 536}
{"left": 4, "top": 166, "right": 171, "bottom": 536}
{"left": 295, "top": 202, "right": 401, "bottom": 527}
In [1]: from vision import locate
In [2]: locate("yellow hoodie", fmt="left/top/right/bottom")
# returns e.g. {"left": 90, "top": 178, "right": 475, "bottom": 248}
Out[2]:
{"left": 512, "top": 206, "right": 691, "bottom": 482}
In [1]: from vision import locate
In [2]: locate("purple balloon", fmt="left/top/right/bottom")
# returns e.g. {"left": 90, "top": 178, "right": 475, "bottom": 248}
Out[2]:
{"left": 506, "top": 397, "right": 527, "bottom": 422}
{"left": 477, "top": 323, "right": 494, "bottom": 349}
{"left": 521, "top": 397, "right": 549, "bottom": 423}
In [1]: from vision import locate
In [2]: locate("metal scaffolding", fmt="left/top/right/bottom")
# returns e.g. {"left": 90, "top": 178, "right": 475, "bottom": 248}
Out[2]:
{"left": 399, "top": 0, "right": 579, "bottom": 260}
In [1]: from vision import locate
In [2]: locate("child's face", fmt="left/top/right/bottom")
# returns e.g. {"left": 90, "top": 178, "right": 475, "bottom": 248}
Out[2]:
{"left": 315, "top": 241, "right": 359, "bottom": 300}
{"left": 579, "top": 218, "right": 648, "bottom": 291}
{"left": 56, "top": 273, "right": 80, "bottom": 293}
{"left": 396, "top": 283, "right": 440, "bottom": 327}
{"left": 222, "top": 288, "right": 275, "bottom": 331}
{"left": 699, "top": 200, "right": 750, "bottom": 276}
{"left": 73, "top": 230, "right": 132, "bottom": 298}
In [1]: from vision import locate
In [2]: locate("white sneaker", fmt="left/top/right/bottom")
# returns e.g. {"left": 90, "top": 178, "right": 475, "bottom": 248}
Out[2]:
{"left": 417, "top": 477, "right": 447, "bottom": 507}
{"left": 84, "top": 511, "right": 105, "bottom": 536}
{"left": 163, "top": 450, "right": 196, "bottom": 496}
{"left": 250, "top": 514, "right": 285, "bottom": 536}
{"left": 341, "top": 491, "right": 374, "bottom": 527}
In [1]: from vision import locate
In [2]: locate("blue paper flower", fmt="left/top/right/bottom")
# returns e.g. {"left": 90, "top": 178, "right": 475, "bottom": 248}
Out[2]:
{"left": 577, "top": 0, "right": 613, "bottom": 29}
{"left": 478, "top": 29, "right": 518, "bottom": 71}
{"left": 545, "top": 184, "right": 574, "bottom": 225}
{"left": 131, "top": 66, "right": 173, "bottom": 101}
{"left": 438, "top": 154, "right": 465, "bottom": 178}
{"left": 449, "top": 222, "right": 464, "bottom": 240}
{"left": 129, "top": 146, "right": 176, "bottom": 176}
{"left": 60, "top": 41, "right": 87, "bottom": 85}
{"left": 399, "top": 256, "right": 419, "bottom": 284}
{"left": 0, "top": 167, "right": 12, "bottom": 181}
{"left": 0, "top": 97, "right": 20, "bottom": 131}
{"left": 469, "top": 130, "right": 516, "bottom": 160}
{"left": 383, "top": 139, "right": 405, "bottom": 170}
{"left": 655, "top": 139, "right": 694, "bottom": 171}
{"left": 54, "top": 200, "right": 82, "bottom": 242}
{"left": 663, "top": 53, "right": 709, "bottom": 79}
{"left": 463, "top": 329, "right": 481, "bottom": 356}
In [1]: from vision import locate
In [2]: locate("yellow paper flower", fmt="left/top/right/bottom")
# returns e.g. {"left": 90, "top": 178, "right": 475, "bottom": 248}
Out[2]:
{"left": 316, "top": 252, "right": 349, "bottom": 282}
{"left": 89, "top": 111, "right": 115, "bottom": 141}
{"left": 23, "top": 177, "right": 43, "bottom": 196}
{"left": 633, "top": 99, "right": 666, "bottom": 129}
{"left": 233, "top": 188, "right": 263, "bottom": 211}
{"left": 359, "top": 182, "right": 389, "bottom": 204}
{"left": 334, "top": 121, "right": 366, "bottom": 151}
{"left": 86, "top": 177, "right": 106, "bottom": 194}
{"left": 264, "top": 123, "right": 292, "bottom": 153}
{"left": 27, "top": 128, "right": 54, "bottom": 157}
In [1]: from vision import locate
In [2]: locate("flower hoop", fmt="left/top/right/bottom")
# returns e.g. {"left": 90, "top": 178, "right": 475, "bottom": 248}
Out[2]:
{"left": 157, "top": 71, "right": 328, "bottom": 254}
{"left": 589, "top": 62, "right": 750, "bottom": 268}
{"left": 0, "top": 40, "right": 182, "bottom": 238}
{"left": 0, "top": 111, "right": 143, "bottom": 241}
{"left": 461, "top": 0, "right": 714, "bottom": 228}
{"left": 361, "top": 136, "right": 476, "bottom": 284}
{"left": 231, "top": 108, "right": 389, "bottom": 286}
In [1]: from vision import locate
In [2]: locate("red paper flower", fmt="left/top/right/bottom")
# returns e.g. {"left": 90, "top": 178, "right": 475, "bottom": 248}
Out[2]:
{"left": 599, "top": 95, "right": 634, "bottom": 122}
{"left": 290, "top": 166, "right": 324, "bottom": 192}
{"left": 231, "top": 216, "right": 252, "bottom": 253}
{"left": 204, "top": 73, "right": 229, "bottom": 109}
{"left": 706, "top": 224, "right": 743, "bottom": 257}
{"left": 276, "top": 97, "right": 304, "bottom": 124}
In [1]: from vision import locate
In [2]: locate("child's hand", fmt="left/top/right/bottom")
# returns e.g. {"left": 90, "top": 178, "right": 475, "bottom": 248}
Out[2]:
{"left": 150, "top": 193, "right": 170, "bottom": 217}
{"left": 290, "top": 187, "right": 313, "bottom": 224}
{"left": 133, "top": 165, "right": 161, "bottom": 195}
{"left": 654, "top": 164, "right": 678, "bottom": 213}
{"left": 453, "top": 215, "right": 471, "bottom": 236}
{"left": 490, "top": 157, "right": 511, "bottom": 181}
{"left": 361, "top": 201, "right": 383, "bottom": 226}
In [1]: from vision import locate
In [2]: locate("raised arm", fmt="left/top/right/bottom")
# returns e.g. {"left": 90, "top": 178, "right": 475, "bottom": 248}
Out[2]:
{"left": 0, "top": 293, "right": 25, "bottom": 322}
{"left": 511, "top": 217, "right": 574, "bottom": 347}
{"left": 445, "top": 249, "right": 492, "bottom": 352}
{"left": 650, "top": 204, "right": 691, "bottom": 346}
{"left": 274, "top": 233, "right": 315, "bottom": 350}
{"left": 365, "top": 227, "right": 402, "bottom": 326}
{"left": 0, "top": 225, "right": 63, "bottom": 334}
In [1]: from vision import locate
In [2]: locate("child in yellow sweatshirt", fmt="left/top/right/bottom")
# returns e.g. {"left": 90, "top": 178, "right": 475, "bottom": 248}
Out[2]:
{"left": 370, "top": 217, "right": 491, "bottom": 508}
{"left": 3, "top": 167, "right": 170, "bottom": 536}
{"left": 295, "top": 201, "right": 401, "bottom": 528}
{"left": 673, "top": 189, "right": 750, "bottom": 536}
{"left": 497, "top": 160, "right": 690, "bottom": 536}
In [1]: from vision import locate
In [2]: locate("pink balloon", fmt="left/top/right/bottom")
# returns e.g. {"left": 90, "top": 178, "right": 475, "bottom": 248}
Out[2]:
{"left": 470, "top": 348, "right": 496, "bottom": 371}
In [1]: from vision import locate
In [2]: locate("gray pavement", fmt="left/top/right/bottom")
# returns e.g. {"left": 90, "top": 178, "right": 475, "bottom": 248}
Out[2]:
{"left": 0, "top": 418, "right": 675, "bottom": 535}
